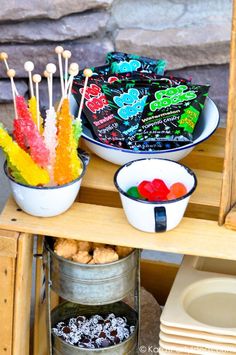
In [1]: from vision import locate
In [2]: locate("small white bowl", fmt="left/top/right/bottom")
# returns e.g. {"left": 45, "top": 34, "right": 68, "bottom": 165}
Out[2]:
{"left": 70, "top": 96, "right": 219, "bottom": 165}
{"left": 114, "top": 158, "right": 197, "bottom": 232}
{"left": 4, "top": 157, "right": 86, "bottom": 217}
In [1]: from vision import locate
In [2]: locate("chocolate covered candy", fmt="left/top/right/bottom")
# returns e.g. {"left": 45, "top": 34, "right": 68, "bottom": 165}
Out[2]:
{"left": 52, "top": 312, "right": 135, "bottom": 349}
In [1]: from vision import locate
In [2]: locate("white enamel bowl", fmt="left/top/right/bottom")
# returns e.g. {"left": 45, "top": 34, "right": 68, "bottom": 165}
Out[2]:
{"left": 70, "top": 96, "right": 219, "bottom": 165}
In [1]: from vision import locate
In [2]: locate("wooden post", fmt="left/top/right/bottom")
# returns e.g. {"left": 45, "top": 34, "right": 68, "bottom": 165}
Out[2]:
{"left": 12, "top": 233, "right": 33, "bottom": 355}
{"left": 219, "top": 0, "right": 236, "bottom": 225}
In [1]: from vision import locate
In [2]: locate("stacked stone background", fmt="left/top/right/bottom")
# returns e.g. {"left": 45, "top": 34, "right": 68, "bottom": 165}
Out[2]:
{"left": 0, "top": 0, "right": 231, "bottom": 128}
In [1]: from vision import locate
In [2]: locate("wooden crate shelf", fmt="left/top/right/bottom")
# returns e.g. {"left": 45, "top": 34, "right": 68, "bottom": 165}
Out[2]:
{"left": 1, "top": 194, "right": 236, "bottom": 261}
{"left": 0, "top": 127, "right": 230, "bottom": 355}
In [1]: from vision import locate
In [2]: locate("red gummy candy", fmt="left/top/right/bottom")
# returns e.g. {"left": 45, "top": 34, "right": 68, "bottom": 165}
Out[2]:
{"left": 147, "top": 191, "right": 167, "bottom": 202}
{"left": 138, "top": 180, "right": 155, "bottom": 198}
{"left": 152, "top": 179, "right": 170, "bottom": 195}
{"left": 167, "top": 182, "right": 187, "bottom": 200}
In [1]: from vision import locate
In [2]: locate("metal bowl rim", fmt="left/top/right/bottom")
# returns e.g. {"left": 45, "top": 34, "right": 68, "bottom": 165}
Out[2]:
{"left": 45, "top": 238, "right": 138, "bottom": 268}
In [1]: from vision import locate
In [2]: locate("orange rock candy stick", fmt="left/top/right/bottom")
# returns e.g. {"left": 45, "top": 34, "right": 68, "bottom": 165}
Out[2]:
{"left": 54, "top": 98, "right": 82, "bottom": 185}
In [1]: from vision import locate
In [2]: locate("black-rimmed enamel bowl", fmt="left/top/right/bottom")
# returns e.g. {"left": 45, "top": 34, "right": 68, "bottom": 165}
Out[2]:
{"left": 114, "top": 158, "right": 197, "bottom": 233}
{"left": 70, "top": 96, "right": 219, "bottom": 165}
{"left": 4, "top": 155, "right": 86, "bottom": 217}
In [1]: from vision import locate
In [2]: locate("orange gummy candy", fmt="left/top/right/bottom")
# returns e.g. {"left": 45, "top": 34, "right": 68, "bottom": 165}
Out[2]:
{"left": 167, "top": 182, "right": 187, "bottom": 200}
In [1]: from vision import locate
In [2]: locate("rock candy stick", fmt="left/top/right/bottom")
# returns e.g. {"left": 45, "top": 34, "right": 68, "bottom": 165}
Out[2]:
{"left": 0, "top": 125, "right": 49, "bottom": 186}
{"left": 54, "top": 98, "right": 82, "bottom": 185}
{"left": 43, "top": 107, "right": 57, "bottom": 183}
{"left": 28, "top": 96, "right": 44, "bottom": 134}
{"left": 13, "top": 96, "right": 50, "bottom": 168}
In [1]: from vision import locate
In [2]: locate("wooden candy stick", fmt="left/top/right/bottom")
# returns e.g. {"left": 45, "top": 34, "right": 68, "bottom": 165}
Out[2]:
{"left": 24, "top": 61, "right": 35, "bottom": 98}
{"left": 46, "top": 63, "right": 56, "bottom": 109}
{"left": 1, "top": 52, "right": 18, "bottom": 95}
{"left": 55, "top": 46, "right": 64, "bottom": 97}
{"left": 57, "top": 62, "right": 79, "bottom": 112}
{"left": 77, "top": 68, "right": 93, "bottom": 122}
{"left": 32, "top": 74, "right": 41, "bottom": 131}
{"left": 67, "top": 62, "right": 79, "bottom": 98}
{"left": 62, "top": 50, "right": 71, "bottom": 93}
{"left": 43, "top": 70, "right": 51, "bottom": 109}
{"left": 0, "top": 52, "right": 9, "bottom": 70}
{"left": 7, "top": 68, "right": 18, "bottom": 118}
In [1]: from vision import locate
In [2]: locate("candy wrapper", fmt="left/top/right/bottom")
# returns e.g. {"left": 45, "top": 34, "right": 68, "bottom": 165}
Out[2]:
{"left": 106, "top": 51, "right": 166, "bottom": 75}
{"left": 101, "top": 80, "right": 149, "bottom": 140}
{"left": 101, "top": 76, "right": 191, "bottom": 144}
{"left": 72, "top": 70, "right": 172, "bottom": 147}
{"left": 134, "top": 83, "right": 210, "bottom": 144}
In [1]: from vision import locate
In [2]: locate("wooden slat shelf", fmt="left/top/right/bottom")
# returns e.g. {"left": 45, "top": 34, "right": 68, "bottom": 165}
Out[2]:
{"left": 1, "top": 197, "right": 236, "bottom": 261}
{"left": 79, "top": 128, "right": 224, "bottom": 220}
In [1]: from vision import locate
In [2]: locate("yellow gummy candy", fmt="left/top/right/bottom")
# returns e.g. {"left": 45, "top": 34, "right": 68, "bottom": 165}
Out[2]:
{"left": 28, "top": 96, "right": 44, "bottom": 134}
{"left": 0, "top": 126, "right": 50, "bottom": 186}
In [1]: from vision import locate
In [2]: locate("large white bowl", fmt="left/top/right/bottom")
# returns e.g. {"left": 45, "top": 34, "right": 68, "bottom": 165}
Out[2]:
{"left": 70, "top": 96, "right": 219, "bottom": 165}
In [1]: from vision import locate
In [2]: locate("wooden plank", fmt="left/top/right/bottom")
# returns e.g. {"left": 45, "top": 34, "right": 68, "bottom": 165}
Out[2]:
{"left": 0, "top": 256, "right": 15, "bottom": 355}
{"left": 140, "top": 259, "right": 179, "bottom": 306}
{"left": 219, "top": 1, "right": 236, "bottom": 225}
{"left": 1, "top": 197, "right": 236, "bottom": 261}
{"left": 12, "top": 233, "right": 33, "bottom": 355}
{"left": 33, "top": 236, "right": 59, "bottom": 355}
{"left": 225, "top": 205, "right": 236, "bottom": 231}
{"left": 33, "top": 236, "right": 47, "bottom": 355}
{"left": 0, "top": 229, "right": 19, "bottom": 258}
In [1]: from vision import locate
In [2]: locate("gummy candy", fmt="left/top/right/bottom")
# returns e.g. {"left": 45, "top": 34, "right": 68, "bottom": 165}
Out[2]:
{"left": 167, "top": 182, "right": 187, "bottom": 200}
{"left": 129, "top": 179, "right": 187, "bottom": 202}
{"left": 137, "top": 181, "right": 155, "bottom": 198}
{"left": 127, "top": 186, "right": 142, "bottom": 199}
{"left": 152, "top": 179, "right": 170, "bottom": 196}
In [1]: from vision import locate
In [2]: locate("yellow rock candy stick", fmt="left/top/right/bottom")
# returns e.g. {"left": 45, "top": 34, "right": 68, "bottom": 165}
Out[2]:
{"left": 0, "top": 125, "right": 50, "bottom": 186}
{"left": 28, "top": 96, "right": 43, "bottom": 134}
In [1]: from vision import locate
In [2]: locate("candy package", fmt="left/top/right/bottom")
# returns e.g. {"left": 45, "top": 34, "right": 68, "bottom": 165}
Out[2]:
{"left": 106, "top": 51, "right": 167, "bottom": 75}
{"left": 100, "top": 76, "right": 192, "bottom": 144}
{"left": 134, "top": 83, "right": 210, "bottom": 144}
{"left": 101, "top": 80, "right": 150, "bottom": 140}
{"left": 72, "top": 71, "right": 169, "bottom": 146}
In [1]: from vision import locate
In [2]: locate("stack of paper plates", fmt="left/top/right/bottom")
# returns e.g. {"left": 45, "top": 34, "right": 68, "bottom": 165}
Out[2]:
{"left": 159, "top": 256, "right": 236, "bottom": 354}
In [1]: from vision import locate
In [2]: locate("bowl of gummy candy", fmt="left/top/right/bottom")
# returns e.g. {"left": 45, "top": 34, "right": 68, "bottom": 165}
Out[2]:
{"left": 114, "top": 158, "right": 197, "bottom": 232}
{"left": 71, "top": 51, "right": 220, "bottom": 165}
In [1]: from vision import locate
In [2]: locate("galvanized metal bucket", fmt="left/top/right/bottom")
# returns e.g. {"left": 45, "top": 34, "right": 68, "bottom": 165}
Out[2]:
{"left": 44, "top": 238, "right": 138, "bottom": 305}
{"left": 51, "top": 301, "right": 138, "bottom": 355}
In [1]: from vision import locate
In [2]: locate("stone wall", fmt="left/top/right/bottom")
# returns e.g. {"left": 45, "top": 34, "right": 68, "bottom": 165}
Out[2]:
{"left": 0, "top": 0, "right": 232, "bottom": 127}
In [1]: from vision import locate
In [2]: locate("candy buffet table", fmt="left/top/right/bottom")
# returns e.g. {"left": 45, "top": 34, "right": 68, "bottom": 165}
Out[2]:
{"left": 0, "top": 127, "right": 234, "bottom": 355}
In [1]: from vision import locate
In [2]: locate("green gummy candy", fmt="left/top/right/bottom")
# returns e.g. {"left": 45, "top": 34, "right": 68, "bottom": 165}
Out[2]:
{"left": 127, "top": 186, "right": 142, "bottom": 198}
